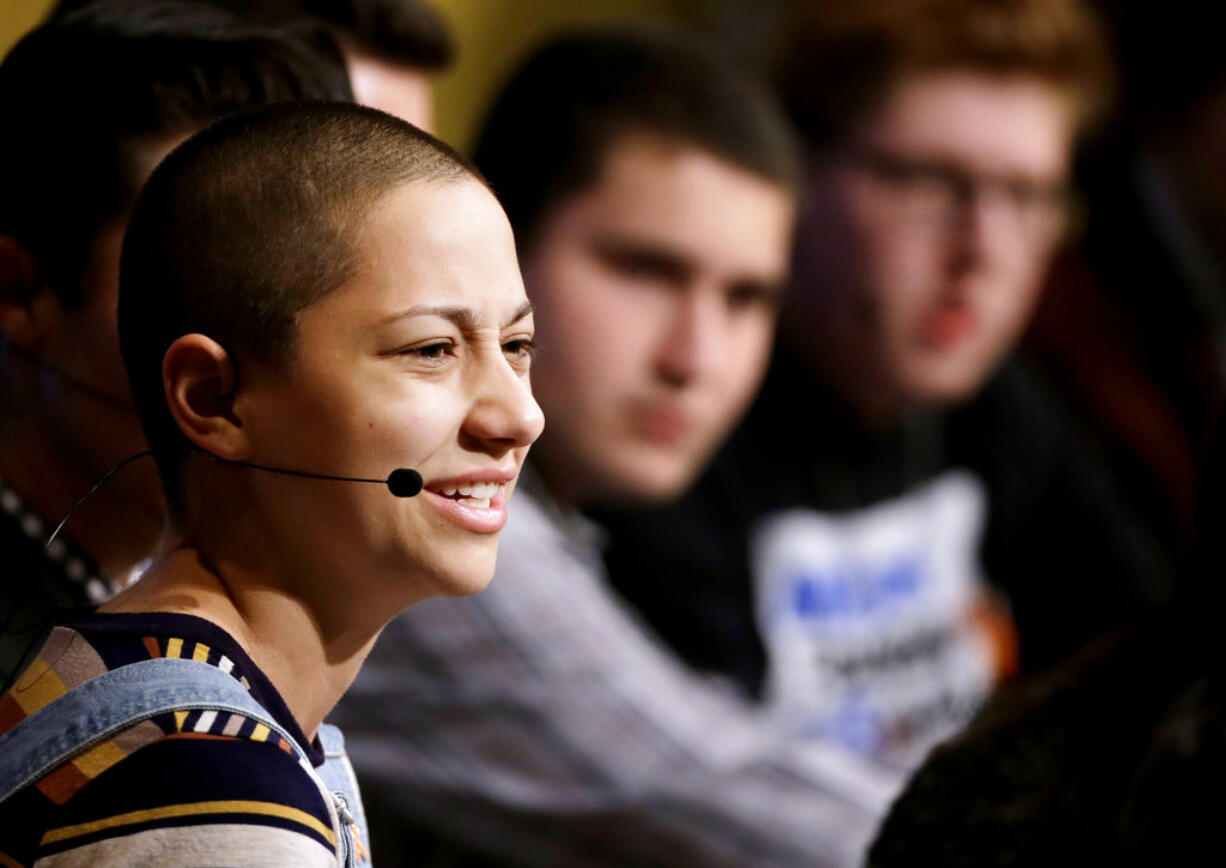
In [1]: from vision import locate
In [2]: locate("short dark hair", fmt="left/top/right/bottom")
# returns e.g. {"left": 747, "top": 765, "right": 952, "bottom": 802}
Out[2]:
{"left": 775, "top": 0, "right": 1112, "bottom": 151}
{"left": 472, "top": 27, "right": 800, "bottom": 253}
{"left": 1, "top": 0, "right": 351, "bottom": 308}
{"left": 118, "top": 101, "right": 478, "bottom": 496}
{"left": 162, "top": 0, "right": 455, "bottom": 70}
{"left": 293, "top": 0, "right": 453, "bottom": 69}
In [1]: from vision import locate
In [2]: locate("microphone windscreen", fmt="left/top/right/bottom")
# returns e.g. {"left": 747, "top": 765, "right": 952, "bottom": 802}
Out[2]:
{"left": 387, "top": 468, "right": 424, "bottom": 498}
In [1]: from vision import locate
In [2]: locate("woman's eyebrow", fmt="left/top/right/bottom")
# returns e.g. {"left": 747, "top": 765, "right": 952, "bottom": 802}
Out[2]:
{"left": 503, "top": 301, "right": 534, "bottom": 328}
{"left": 382, "top": 301, "right": 534, "bottom": 330}
{"left": 381, "top": 305, "right": 477, "bottom": 330}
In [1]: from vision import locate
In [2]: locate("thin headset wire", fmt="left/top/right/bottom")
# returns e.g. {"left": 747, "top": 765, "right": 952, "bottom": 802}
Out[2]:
{"left": 206, "top": 454, "right": 387, "bottom": 485}
{"left": 44, "top": 450, "right": 153, "bottom": 554}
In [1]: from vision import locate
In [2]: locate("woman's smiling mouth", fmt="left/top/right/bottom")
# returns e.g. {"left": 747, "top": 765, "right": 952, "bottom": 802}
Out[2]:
{"left": 422, "top": 471, "right": 516, "bottom": 533}
{"left": 433, "top": 481, "right": 503, "bottom": 509}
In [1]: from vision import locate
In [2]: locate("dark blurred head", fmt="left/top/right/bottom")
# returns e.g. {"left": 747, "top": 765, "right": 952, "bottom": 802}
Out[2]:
{"left": 0, "top": 0, "right": 350, "bottom": 518}
{"left": 315, "top": 0, "right": 453, "bottom": 130}
{"left": 777, "top": 0, "right": 1108, "bottom": 422}
{"left": 1108, "top": 0, "right": 1226, "bottom": 269}
{"left": 475, "top": 27, "right": 798, "bottom": 255}
{"left": 130, "top": 0, "right": 456, "bottom": 128}
{"left": 6, "top": 0, "right": 351, "bottom": 310}
{"left": 52, "top": 0, "right": 452, "bottom": 66}
{"left": 119, "top": 101, "right": 479, "bottom": 500}
{"left": 289, "top": 0, "right": 451, "bottom": 70}
{"left": 473, "top": 28, "right": 799, "bottom": 505}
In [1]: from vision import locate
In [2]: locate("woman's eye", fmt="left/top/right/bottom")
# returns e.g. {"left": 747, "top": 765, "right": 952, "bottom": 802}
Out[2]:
{"left": 503, "top": 338, "right": 537, "bottom": 363}
{"left": 400, "top": 341, "right": 454, "bottom": 363}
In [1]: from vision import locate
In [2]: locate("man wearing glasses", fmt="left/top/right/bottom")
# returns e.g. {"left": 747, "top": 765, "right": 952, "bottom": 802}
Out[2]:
{"left": 598, "top": 0, "right": 1170, "bottom": 787}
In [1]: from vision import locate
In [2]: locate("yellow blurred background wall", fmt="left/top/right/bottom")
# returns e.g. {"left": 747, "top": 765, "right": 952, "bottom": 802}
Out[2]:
{"left": 1, "top": 0, "right": 52, "bottom": 53}
{"left": 0, "top": 0, "right": 681, "bottom": 152}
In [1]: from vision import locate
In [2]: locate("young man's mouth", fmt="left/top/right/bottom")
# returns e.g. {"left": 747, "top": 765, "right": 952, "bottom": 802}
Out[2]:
{"left": 918, "top": 302, "right": 977, "bottom": 350}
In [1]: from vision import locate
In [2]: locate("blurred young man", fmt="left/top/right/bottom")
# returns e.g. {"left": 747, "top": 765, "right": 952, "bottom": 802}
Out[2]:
{"left": 599, "top": 0, "right": 1170, "bottom": 778}
{"left": 330, "top": 28, "right": 892, "bottom": 868}
{"left": 0, "top": 1, "right": 350, "bottom": 693}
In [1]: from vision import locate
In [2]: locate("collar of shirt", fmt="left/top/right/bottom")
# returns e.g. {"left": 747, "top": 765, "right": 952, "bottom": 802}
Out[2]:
{"left": 519, "top": 462, "right": 609, "bottom": 557}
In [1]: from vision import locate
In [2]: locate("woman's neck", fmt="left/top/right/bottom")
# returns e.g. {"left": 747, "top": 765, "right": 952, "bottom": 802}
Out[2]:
{"left": 100, "top": 541, "right": 380, "bottom": 740}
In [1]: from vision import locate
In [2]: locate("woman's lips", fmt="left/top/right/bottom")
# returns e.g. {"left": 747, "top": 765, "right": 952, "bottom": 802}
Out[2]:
{"left": 421, "top": 481, "right": 509, "bottom": 534}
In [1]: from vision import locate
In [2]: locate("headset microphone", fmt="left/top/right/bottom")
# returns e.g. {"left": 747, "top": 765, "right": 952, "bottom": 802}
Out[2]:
{"left": 207, "top": 455, "right": 424, "bottom": 498}
{"left": 44, "top": 451, "right": 424, "bottom": 554}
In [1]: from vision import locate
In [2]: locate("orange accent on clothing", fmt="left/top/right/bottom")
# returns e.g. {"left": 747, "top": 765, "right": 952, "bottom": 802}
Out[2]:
{"left": 0, "top": 693, "right": 25, "bottom": 736}
{"left": 36, "top": 762, "right": 91, "bottom": 806}
{"left": 352, "top": 822, "right": 370, "bottom": 863}
{"left": 969, "top": 595, "right": 1020, "bottom": 682}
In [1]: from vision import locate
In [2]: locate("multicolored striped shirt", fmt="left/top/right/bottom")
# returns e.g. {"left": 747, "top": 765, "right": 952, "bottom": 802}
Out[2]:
{"left": 0, "top": 611, "right": 344, "bottom": 867}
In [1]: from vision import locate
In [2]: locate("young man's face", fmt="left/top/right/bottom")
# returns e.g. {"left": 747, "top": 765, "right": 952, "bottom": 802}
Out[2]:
{"left": 237, "top": 178, "right": 543, "bottom": 605}
{"left": 522, "top": 134, "right": 794, "bottom": 506}
{"left": 793, "top": 71, "right": 1074, "bottom": 416}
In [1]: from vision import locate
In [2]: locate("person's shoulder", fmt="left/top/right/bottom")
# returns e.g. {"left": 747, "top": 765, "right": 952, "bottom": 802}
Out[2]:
{"left": 6, "top": 729, "right": 338, "bottom": 867}
{"left": 949, "top": 359, "right": 1090, "bottom": 483}
{"left": 868, "top": 612, "right": 1204, "bottom": 865}
{"left": 1, "top": 626, "right": 340, "bottom": 866}
{"left": 496, "top": 471, "right": 590, "bottom": 568}
{"left": 955, "top": 360, "right": 1067, "bottom": 434}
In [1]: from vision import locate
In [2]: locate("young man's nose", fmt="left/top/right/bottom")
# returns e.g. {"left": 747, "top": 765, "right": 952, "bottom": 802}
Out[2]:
{"left": 945, "top": 187, "right": 1031, "bottom": 277}
{"left": 653, "top": 287, "right": 725, "bottom": 388}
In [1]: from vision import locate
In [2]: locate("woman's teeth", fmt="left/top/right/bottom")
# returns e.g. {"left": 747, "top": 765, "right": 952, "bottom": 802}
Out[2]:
{"left": 439, "top": 482, "right": 501, "bottom": 508}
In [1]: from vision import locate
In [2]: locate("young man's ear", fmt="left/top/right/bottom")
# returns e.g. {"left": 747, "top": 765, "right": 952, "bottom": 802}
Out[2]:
{"left": 163, "top": 334, "right": 246, "bottom": 459}
{"left": 0, "top": 235, "right": 60, "bottom": 351}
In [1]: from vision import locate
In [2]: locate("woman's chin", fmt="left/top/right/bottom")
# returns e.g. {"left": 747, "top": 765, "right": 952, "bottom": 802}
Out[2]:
{"left": 423, "top": 548, "right": 499, "bottom": 599}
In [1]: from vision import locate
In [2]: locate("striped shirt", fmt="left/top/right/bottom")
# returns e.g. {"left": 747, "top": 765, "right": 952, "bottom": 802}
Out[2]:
{"left": 0, "top": 612, "right": 344, "bottom": 867}
{"left": 331, "top": 468, "right": 894, "bottom": 867}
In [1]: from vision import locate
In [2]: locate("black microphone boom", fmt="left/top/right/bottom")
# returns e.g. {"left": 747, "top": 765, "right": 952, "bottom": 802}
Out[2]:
{"left": 210, "top": 456, "right": 424, "bottom": 498}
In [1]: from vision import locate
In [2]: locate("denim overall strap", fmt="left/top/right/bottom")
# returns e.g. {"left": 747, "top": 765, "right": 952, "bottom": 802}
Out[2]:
{"left": 0, "top": 656, "right": 360, "bottom": 867}
{"left": 317, "top": 723, "right": 370, "bottom": 865}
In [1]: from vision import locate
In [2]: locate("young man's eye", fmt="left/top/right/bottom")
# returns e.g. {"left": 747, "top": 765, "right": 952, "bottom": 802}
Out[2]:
{"left": 596, "top": 245, "right": 688, "bottom": 287}
{"left": 613, "top": 257, "right": 668, "bottom": 282}
{"left": 726, "top": 284, "right": 782, "bottom": 312}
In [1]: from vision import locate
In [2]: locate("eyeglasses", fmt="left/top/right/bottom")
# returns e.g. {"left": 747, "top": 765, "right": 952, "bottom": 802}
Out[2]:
{"left": 838, "top": 142, "right": 1076, "bottom": 242}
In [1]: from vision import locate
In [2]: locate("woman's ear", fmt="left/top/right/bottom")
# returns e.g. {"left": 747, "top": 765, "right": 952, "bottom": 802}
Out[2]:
{"left": 163, "top": 333, "right": 245, "bottom": 458}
